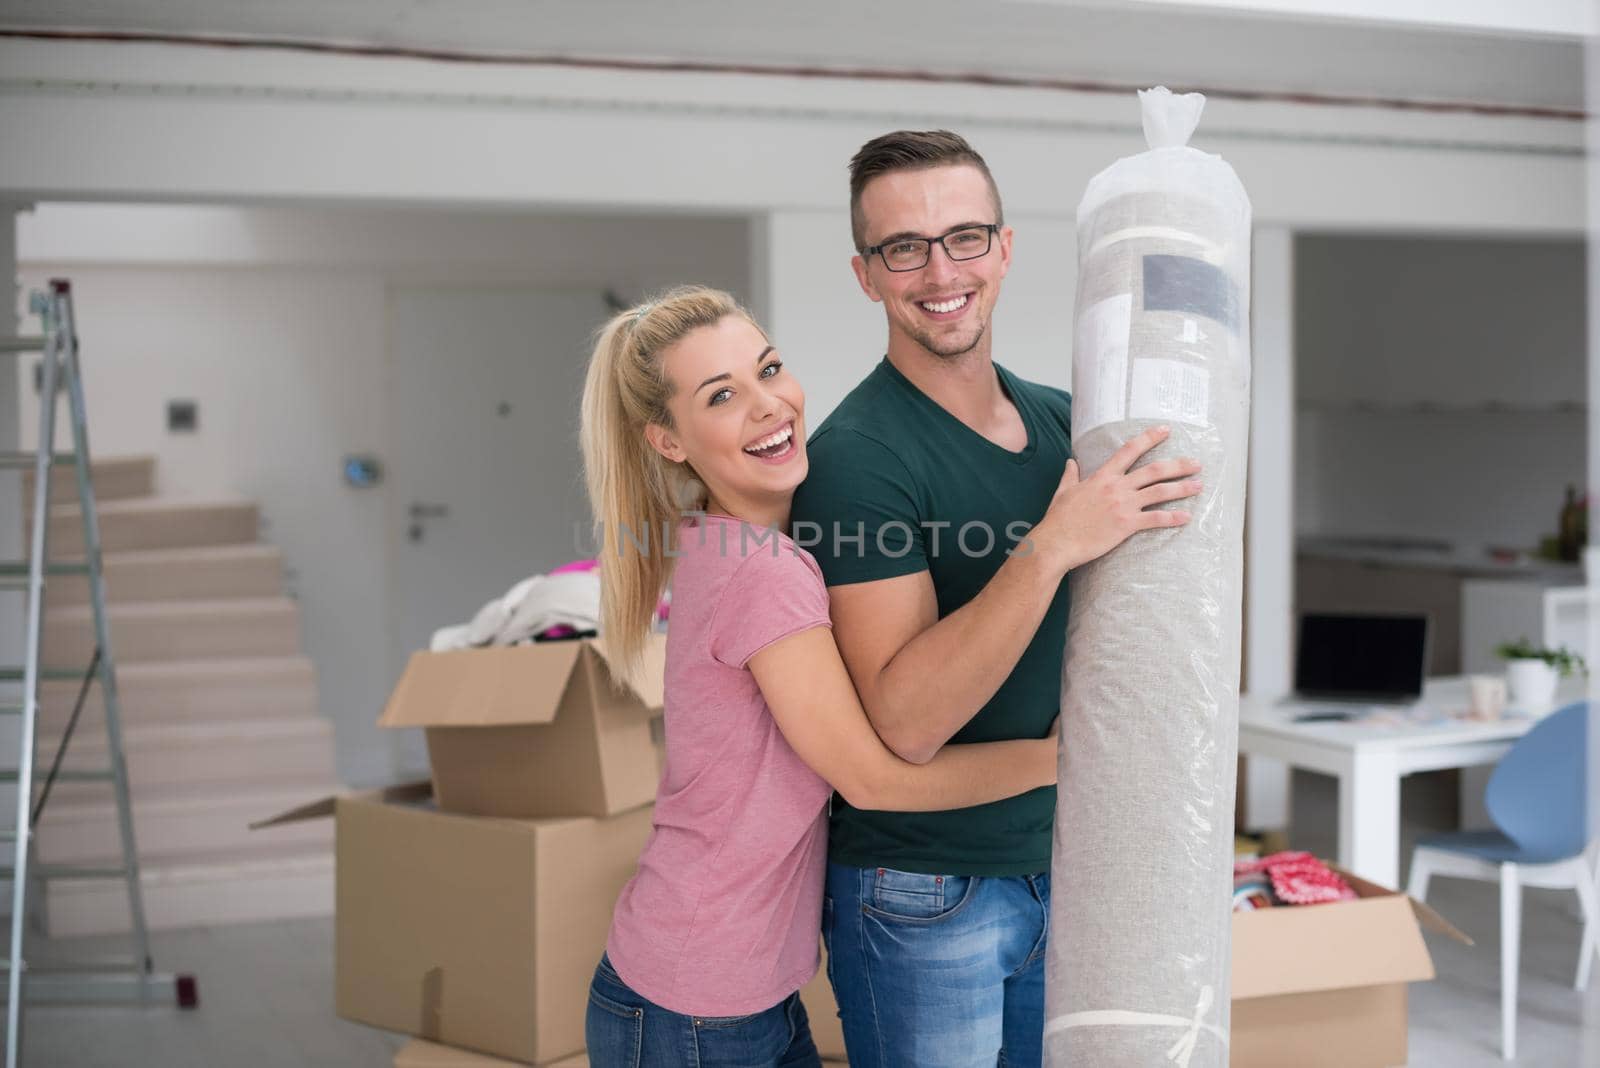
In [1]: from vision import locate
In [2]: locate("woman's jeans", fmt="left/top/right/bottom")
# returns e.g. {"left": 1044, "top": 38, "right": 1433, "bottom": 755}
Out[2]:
{"left": 585, "top": 954, "right": 822, "bottom": 1067}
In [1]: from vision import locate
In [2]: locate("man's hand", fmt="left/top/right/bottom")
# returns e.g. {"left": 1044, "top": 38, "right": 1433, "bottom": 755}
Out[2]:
{"left": 1026, "top": 426, "right": 1202, "bottom": 577}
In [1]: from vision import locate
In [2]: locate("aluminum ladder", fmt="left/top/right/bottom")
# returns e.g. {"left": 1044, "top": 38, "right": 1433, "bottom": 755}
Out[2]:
{"left": 1, "top": 279, "right": 196, "bottom": 1067}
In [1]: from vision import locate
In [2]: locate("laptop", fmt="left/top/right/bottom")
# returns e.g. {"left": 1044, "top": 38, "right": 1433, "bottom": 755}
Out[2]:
{"left": 1285, "top": 612, "right": 1431, "bottom": 721}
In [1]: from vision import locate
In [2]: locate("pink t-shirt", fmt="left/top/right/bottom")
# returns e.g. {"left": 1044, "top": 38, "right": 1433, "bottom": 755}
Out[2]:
{"left": 606, "top": 515, "right": 834, "bottom": 1017}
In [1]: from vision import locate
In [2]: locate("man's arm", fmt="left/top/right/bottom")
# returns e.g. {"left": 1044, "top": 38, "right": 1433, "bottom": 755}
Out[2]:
{"left": 831, "top": 425, "right": 1203, "bottom": 764}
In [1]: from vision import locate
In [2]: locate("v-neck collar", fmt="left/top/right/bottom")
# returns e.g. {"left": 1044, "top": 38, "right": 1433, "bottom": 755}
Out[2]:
{"left": 878, "top": 356, "right": 1038, "bottom": 465}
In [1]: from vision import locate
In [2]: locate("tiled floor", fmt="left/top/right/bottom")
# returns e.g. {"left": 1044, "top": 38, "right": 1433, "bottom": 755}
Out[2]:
{"left": 1410, "top": 876, "right": 1599, "bottom": 1066}
{"left": 20, "top": 916, "right": 402, "bottom": 1067}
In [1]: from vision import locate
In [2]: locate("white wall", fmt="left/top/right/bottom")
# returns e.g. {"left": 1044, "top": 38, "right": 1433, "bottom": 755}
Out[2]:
{"left": 750, "top": 211, "right": 887, "bottom": 425}
{"left": 1294, "top": 234, "right": 1586, "bottom": 550}
{"left": 16, "top": 204, "right": 752, "bottom": 786}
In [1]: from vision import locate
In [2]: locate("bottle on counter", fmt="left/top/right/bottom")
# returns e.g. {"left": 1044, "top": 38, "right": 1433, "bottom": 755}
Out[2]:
{"left": 1558, "top": 484, "right": 1583, "bottom": 562}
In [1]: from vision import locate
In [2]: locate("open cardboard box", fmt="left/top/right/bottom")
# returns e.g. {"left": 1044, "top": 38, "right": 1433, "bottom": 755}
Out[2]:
{"left": 378, "top": 634, "right": 666, "bottom": 818}
{"left": 1230, "top": 865, "right": 1471, "bottom": 1067}
{"left": 255, "top": 783, "right": 652, "bottom": 1065}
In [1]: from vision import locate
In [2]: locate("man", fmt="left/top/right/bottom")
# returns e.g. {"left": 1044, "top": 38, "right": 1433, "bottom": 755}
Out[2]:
{"left": 789, "top": 130, "right": 1202, "bottom": 1066}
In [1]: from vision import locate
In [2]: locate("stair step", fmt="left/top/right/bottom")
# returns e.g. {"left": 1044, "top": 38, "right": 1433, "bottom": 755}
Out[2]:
{"left": 0, "top": 562, "right": 91, "bottom": 592}
{"left": 3, "top": 863, "right": 129, "bottom": 881}
{"left": 0, "top": 667, "right": 88, "bottom": 682}
{"left": 38, "top": 719, "right": 337, "bottom": 804}
{"left": 22, "top": 455, "right": 156, "bottom": 506}
{"left": 0, "top": 451, "right": 72, "bottom": 471}
{"left": 38, "top": 655, "right": 318, "bottom": 728}
{"left": 42, "top": 596, "right": 301, "bottom": 664}
{"left": 43, "top": 497, "right": 258, "bottom": 556}
{"left": 0, "top": 769, "right": 114, "bottom": 784}
{"left": 23, "top": 844, "right": 334, "bottom": 937}
{"left": 36, "top": 783, "right": 337, "bottom": 865}
{"left": 43, "top": 544, "right": 283, "bottom": 606}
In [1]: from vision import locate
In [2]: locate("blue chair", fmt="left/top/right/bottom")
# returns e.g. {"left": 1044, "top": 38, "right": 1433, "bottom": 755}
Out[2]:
{"left": 1406, "top": 700, "right": 1596, "bottom": 1061}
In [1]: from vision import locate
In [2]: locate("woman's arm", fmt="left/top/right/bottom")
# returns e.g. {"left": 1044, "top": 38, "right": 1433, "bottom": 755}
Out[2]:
{"left": 747, "top": 625, "right": 1056, "bottom": 812}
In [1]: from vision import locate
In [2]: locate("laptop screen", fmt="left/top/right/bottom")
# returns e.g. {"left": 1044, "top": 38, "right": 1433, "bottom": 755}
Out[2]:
{"left": 1294, "top": 613, "right": 1430, "bottom": 701}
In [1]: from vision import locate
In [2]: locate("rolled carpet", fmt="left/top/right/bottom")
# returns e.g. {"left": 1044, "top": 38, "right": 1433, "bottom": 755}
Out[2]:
{"left": 1044, "top": 87, "right": 1252, "bottom": 1068}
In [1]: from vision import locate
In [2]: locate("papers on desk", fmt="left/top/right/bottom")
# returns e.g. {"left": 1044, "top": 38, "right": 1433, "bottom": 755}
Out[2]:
{"left": 1290, "top": 702, "right": 1531, "bottom": 729}
{"left": 1292, "top": 707, "right": 1366, "bottom": 723}
{"left": 1291, "top": 703, "right": 1385, "bottom": 723}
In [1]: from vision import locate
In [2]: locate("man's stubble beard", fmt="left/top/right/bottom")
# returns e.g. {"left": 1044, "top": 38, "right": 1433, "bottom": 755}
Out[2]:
{"left": 909, "top": 315, "right": 989, "bottom": 361}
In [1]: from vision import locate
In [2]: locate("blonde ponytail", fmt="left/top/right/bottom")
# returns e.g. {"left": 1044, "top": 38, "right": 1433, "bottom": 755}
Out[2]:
{"left": 579, "top": 286, "right": 757, "bottom": 688}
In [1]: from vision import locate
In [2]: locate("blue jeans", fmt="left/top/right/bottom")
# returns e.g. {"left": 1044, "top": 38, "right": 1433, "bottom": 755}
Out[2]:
{"left": 585, "top": 954, "right": 822, "bottom": 1067}
{"left": 822, "top": 861, "right": 1050, "bottom": 1067}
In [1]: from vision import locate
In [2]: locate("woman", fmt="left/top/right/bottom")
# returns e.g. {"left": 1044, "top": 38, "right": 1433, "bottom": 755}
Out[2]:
{"left": 580, "top": 286, "right": 1058, "bottom": 1067}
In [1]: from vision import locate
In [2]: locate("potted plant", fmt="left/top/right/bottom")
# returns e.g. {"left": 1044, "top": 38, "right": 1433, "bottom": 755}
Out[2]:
{"left": 1494, "top": 638, "right": 1587, "bottom": 711}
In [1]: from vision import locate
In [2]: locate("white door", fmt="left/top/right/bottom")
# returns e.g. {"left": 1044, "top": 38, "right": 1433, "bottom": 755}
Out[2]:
{"left": 385, "top": 285, "right": 611, "bottom": 770}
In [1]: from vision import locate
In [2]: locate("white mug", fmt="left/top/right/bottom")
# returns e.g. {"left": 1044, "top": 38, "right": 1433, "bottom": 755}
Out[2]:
{"left": 1468, "top": 674, "right": 1507, "bottom": 719}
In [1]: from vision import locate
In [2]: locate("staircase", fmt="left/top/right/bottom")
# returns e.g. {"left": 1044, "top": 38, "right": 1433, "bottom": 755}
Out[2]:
{"left": 22, "top": 456, "right": 338, "bottom": 936}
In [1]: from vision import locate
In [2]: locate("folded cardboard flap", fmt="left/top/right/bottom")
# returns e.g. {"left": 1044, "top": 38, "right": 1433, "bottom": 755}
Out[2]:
{"left": 1409, "top": 895, "right": 1475, "bottom": 946}
{"left": 249, "top": 780, "right": 435, "bottom": 830}
{"left": 1232, "top": 891, "right": 1433, "bottom": 1000}
{"left": 373, "top": 633, "right": 666, "bottom": 819}
{"left": 589, "top": 634, "right": 667, "bottom": 710}
{"left": 379, "top": 645, "right": 583, "bottom": 728}
{"left": 1335, "top": 865, "right": 1474, "bottom": 947}
{"left": 377, "top": 635, "right": 666, "bottom": 731}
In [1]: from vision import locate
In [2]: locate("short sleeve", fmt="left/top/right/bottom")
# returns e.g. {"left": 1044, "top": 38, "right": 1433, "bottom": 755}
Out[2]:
{"left": 707, "top": 546, "right": 833, "bottom": 669}
{"left": 789, "top": 428, "right": 928, "bottom": 587}
{"left": 1043, "top": 386, "right": 1073, "bottom": 437}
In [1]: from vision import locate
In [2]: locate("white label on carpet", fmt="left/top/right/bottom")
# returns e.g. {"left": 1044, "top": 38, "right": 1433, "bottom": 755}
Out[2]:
{"left": 1130, "top": 358, "right": 1210, "bottom": 428}
{"left": 1073, "top": 293, "right": 1131, "bottom": 435}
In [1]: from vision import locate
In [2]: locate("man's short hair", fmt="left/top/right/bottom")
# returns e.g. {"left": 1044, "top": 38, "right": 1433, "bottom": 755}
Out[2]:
{"left": 848, "top": 129, "right": 1004, "bottom": 251}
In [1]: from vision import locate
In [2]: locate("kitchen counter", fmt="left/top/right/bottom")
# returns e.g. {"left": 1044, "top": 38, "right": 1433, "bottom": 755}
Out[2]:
{"left": 1298, "top": 536, "right": 1583, "bottom": 583}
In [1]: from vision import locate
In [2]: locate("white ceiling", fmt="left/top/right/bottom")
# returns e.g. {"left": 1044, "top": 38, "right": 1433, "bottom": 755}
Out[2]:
{"left": 0, "top": 0, "right": 1585, "bottom": 112}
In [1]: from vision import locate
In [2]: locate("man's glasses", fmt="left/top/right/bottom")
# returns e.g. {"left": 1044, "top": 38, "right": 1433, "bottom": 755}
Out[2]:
{"left": 861, "top": 224, "right": 999, "bottom": 272}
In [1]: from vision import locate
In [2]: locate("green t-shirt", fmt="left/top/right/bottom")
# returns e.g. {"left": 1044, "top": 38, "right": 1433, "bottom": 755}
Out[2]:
{"left": 789, "top": 356, "right": 1072, "bottom": 877}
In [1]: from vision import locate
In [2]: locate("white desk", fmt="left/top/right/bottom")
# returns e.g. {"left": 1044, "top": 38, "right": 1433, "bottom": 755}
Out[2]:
{"left": 1239, "top": 676, "right": 1587, "bottom": 889}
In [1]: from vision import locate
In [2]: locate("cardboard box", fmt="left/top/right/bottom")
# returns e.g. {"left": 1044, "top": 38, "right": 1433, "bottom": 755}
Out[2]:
{"left": 394, "top": 1038, "right": 588, "bottom": 1067}
{"left": 256, "top": 784, "right": 652, "bottom": 1065}
{"left": 379, "top": 635, "right": 666, "bottom": 819}
{"left": 1230, "top": 867, "right": 1470, "bottom": 1067}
